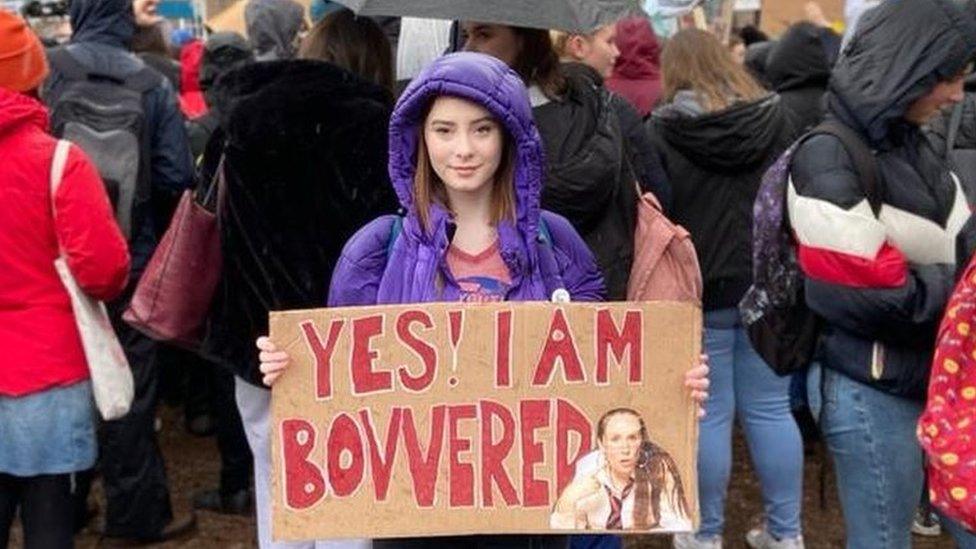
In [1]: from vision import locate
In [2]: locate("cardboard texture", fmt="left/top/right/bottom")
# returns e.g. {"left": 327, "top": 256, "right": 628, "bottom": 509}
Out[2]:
{"left": 269, "top": 302, "right": 701, "bottom": 540}
{"left": 759, "top": 0, "right": 844, "bottom": 36}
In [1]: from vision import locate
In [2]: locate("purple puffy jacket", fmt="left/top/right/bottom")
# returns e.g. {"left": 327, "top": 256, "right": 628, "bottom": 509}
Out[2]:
{"left": 328, "top": 52, "right": 605, "bottom": 306}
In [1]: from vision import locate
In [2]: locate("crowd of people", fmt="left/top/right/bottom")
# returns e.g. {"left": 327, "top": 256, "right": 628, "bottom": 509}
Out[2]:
{"left": 1, "top": 0, "right": 976, "bottom": 548}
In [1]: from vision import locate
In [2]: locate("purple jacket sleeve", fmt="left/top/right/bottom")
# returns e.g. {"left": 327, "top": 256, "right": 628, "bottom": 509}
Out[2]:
{"left": 541, "top": 211, "right": 607, "bottom": 303}
{"left": 327, "top": 215, "right": 397, "bottom": 307}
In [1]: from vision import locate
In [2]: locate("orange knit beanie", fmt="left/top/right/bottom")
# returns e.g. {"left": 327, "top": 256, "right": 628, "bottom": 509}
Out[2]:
{"left": 0, "top": 11, "right": 49, "bottom": 93}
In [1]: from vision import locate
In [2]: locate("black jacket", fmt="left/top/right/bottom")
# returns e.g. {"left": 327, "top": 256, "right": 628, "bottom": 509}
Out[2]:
{"left": 186, "top": 32, "right": 254, "bottom": 160}
{"left": 789, "top": 0, "right": 976, "bottom": 398}
{"left": 610, "top": 92, "right": 671, "bottom": 210}
{"left": 766, "top": 22, "right": 838, "bottom": 133}
{"left": 744, "top": 41, "right": 775, "bottom": 88}
{"left": 648, "top": 93, "right": 794, "bottom": 311}
{"left": 534, "top": 63, "right": 638, "bottom": 300}
{"left": 200, "top": 60, "right": 398, "bottom": 386}
{"left": 138, "top": 52, "right": 180, "bottom": 91}
{"left": 926, "top": 74, "right": 976, "bottom": 208}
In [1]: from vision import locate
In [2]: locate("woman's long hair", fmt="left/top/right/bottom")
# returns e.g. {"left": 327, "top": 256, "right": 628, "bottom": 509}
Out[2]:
{"left": 661, "top": 29, "right": 765, "bottom": 113}
{"left": 597, "top": 408, "right": 691, "bottom": 529}
{"left": 635, "top": 440, "right": 691, "bottom": 528}
{"left": 510, "top": 27, "right": 567, "bottom": 100}
{"left": 299, "top": 8, "right": 394, "bottom": 94}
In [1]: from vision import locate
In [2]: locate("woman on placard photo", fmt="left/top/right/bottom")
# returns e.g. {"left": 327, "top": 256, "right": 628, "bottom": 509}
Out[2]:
{"left": 551, "top": 407, "right": 692, "bottom": 532}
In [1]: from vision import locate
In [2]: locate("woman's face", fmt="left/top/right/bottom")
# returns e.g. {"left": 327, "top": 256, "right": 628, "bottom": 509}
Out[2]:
{"left": 424, "top": 96, "right": 504, "bottom": 198}
{"left": 905, "top": 72, "right": 967, "bottom": 125}
{"left": 730, "top": 43, "right": 746, "bottom": 65}
{"left": 571, "top": 25, "right": 620, "bottom": 78}
{"left": 600, "top": 413, "right": 643, "bottom": 479}
{"left": 133, "top": 0, "right": 162, "bottom": 26}
{"left": 462, "top": 22, "right": 522, "bottom": 68}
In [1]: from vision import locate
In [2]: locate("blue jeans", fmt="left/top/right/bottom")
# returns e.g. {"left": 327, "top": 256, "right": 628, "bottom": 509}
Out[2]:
{"left": 697, "top": 309, "right": 803, "bottom": 539}
{"left": 807, "top": 365, "right": 923, "bottom": 549}
{"left": 942, "top": 512, "right": 976, "bottom": 549}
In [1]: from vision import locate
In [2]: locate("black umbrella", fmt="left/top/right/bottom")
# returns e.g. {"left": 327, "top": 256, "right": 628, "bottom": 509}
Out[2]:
{"left": 332, "top": 0, "right": 633, "bottom": 32}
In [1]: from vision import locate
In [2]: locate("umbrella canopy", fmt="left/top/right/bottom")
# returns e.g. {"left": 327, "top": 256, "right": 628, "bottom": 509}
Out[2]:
{"left": 332, "top": 0, "right": 632, "bottom": 32}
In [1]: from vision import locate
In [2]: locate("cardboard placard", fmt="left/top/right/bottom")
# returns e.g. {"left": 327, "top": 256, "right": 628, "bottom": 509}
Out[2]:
{"left": 759, "top": 0, "right": 844, "bottom": 36}
{"left": 269, "top": 302, "right": 701, "bottom": 540}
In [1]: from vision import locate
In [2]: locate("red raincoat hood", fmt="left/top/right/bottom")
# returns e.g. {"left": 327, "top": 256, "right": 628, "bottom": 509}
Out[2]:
{"left": 606, "top": 16, "right": 662, "bottom": 117}
{"left": 0, "top": 87, "right": 47, "bottom": 138}
{"left": 179, "top": 39, "right": 207, "bottom": 119}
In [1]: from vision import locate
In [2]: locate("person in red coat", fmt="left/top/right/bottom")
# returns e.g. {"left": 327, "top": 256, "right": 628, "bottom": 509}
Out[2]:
{"left": 0, "top": 11, "right": 129, "bottom": 548}
{"left": 606, "top": 16, "right": 662, "bottom": 119}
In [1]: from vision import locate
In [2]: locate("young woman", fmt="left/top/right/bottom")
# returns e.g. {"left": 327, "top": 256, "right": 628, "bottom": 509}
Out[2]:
{"left": 645, "top": 30, "right": 802, "bottom": 549}
{"left": 0, "top": 12, "right": 129, "bottom": 547}
{"left": 258, "top": 52, "right": 709, "bottom": 548}
{"left": 551, "top": 24, "right": 620, "bottom": 79}
{"left": 789, "top": 1, "right": 976, "bottom": 546}
{"left": 552, "top": 21, "right": 670, "bottom": 211}
{"left": 606, "top": 16, "right": 663, "bottom": 119}
{"left": 551, "top": 408, "right": 691, "bottom": 531}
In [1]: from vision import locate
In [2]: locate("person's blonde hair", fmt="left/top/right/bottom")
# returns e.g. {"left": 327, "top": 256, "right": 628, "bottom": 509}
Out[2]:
{"left": 662, "top": 29, "right": 766, "bottom": 112}
{"left": 550, "top": 30, "right": 572, "bottom": 58}
{"left": 412, "top": 105, "right": 517, "bottom": 233}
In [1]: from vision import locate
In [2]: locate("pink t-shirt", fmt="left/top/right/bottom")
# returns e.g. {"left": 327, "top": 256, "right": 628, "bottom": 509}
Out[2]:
{"left": 446, "top": 240, "right": 512, "bottom": 303}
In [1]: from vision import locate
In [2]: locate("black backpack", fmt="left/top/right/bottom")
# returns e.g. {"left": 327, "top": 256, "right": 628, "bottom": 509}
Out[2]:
{"left": 740, "top": 119, "right": 880, "bottom": 376}
{"left": 46, "top": 47, "right": 161, "bottom": 241}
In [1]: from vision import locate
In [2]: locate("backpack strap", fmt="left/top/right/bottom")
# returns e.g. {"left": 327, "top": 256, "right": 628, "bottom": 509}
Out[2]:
{"left": 47, "top": 47, "right": 90, "bottom": 82}
{"left": 123, "top": 65, "right": 164, "bottom": 93}
{"left": 537, "top": 217, "right": 553, "bottom": 248}
{"left": 809, "top": 120, "right": 881, "bottom": 216}
{"left": 49, "top": 139, "right": 71, "bottom": 203}
{"left": 947, "top": 100, "right": 965, "bottom": 155}
{"left": 49, "top": 140, "right": 71, "bottom": 253}
{"left": 386, "top": 215, "right": 403, "bottom": 257}
{"left": 535, "top": 217, "right": 569, "bottom": 301}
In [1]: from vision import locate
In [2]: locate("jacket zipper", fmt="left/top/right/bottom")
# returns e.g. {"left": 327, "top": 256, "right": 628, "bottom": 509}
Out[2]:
{"left": 871, "top": 341, "right": 885, "bottom": 380}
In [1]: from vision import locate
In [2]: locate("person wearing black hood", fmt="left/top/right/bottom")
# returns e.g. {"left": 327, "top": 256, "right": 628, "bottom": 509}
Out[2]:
{"left": 649, "top": 30, "right": 802, "bottom": 549}
{"left": 41, "top": 0, "right": 196, "bottom": 543}
{"left": 182, "top": 33, "right": 258, "bottom": 518}
{"left": 765, "top": 21, "right": 840, "bottom": 133}
{"left": 787, "top": 0, "right": 976, "bottom": 546}
{"left": 927, "top": 72, "right": 976, "bottom": 203}
{"left": 743, "top": 40, "right": 776, "bottom": 89}
{"left": 739, "top": 25, "right": 769, "bottom": 47}
{"left": 186, "top": 32, "right": 254, "bottom": 160}
{"left": 244, "top": 0, "right": 305, "bottom": 61}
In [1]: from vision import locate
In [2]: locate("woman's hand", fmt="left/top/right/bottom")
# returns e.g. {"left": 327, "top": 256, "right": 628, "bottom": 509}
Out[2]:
{"left": 684, "top": 354, "right": 710, "bottom": 418}
{"left": 257, "top": 336, "right": 291, "bottom": 387}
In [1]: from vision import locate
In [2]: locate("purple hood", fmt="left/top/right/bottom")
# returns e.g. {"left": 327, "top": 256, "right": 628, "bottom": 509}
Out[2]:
{"left": 328, "top": 52, "right": 605, "bottom": 306}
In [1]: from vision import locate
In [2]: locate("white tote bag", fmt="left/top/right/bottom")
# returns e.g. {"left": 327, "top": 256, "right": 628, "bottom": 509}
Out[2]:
{"left": 50, "top": 140, "right": 134, "bottom": 421}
